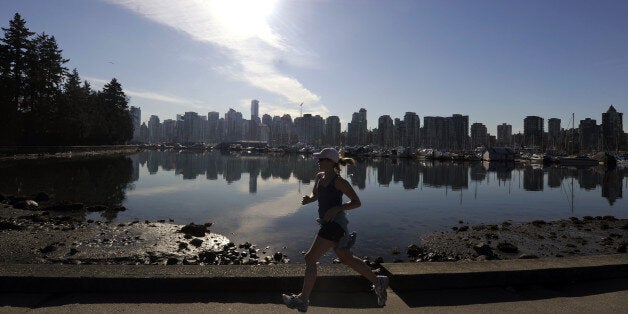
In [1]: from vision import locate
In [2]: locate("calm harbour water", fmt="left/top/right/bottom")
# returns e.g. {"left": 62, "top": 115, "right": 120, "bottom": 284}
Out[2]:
{"left": 1, "top": 150, "right": 627, "bottom": 262}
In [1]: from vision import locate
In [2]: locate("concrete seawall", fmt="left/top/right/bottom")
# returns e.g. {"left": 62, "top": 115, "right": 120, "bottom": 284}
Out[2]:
{"left": 1, "top": 254, "right": 625, "bottom": 293}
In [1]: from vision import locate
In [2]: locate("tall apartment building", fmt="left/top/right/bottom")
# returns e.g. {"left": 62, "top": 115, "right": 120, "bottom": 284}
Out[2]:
{"left": 524, "top": 116, "right": 544, "bottom": 148}
{"left": 207, "top": 111, "right": 220, "bottom": 143}
{"left": 295, "top": 114, "right": 324, "bottom": 144}
{"left": 325, "top": 116, "right": 341, "bottom": 146}
{"left": 347, "top": 108, "right": 368, "bottom": 145}
{"left": 130, "top": 106, "right": 141, "bottom": 142}
{"left": 602, "top": 105, "right": 624, "bottom": 151}
{"left": 497, "top": 123, "right": 512, "bottom": 146}
{"left": 181, "top": 112, "right": 202, "bottom": 143}
{"left": 404, "top": 112, "right": 420, "bottom": 148}
{"left": 423, "top": 116, "right": 448, "bottom": 149}
{"left": 448, "top": 114, "right": 469, "bottom": 150}
{"left": 394, "top": 118, "right": 405, "bottom": 147}
{"left": 162, "top": 119, "right": 176, "bottom": 143}
{"left": 579, "top": 118, "right": 600, "bottom": 152}
{"left": 225, "top": 108, "right": 243, "bottom": 142}
{"left": 470, "top": 122, "right": 488, "bottom": 148}
{"left": 548, "top": 118, "right": 561, "bottom": 149}
{"left": 148, "top": 115, "right": 161, "bottom": 143}
{"left": 378, "top": 115, "right": 394, "bottom": 147}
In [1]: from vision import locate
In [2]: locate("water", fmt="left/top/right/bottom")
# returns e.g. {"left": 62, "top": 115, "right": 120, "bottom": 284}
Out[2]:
{"left": 1, "top": 150, "right": 626, "bottom": 262}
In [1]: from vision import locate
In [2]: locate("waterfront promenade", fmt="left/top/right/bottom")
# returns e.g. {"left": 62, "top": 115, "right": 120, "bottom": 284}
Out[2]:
{"left": 1, "top": 254, "right": 626, "bottom": 313}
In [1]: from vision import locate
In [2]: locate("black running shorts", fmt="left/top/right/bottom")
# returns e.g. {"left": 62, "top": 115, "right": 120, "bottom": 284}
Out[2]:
{"left": 318, "top": 221, "right": 345, "bottom": 242}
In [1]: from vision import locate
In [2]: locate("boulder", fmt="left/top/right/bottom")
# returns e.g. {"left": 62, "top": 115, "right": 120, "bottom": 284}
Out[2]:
{"left": 45, "top": 203, "right": 84, "bottom": 211}
{"left": 0, "top": 221, "right": 24, "bottom": 231}
{"left": 34, "top": 192, "right": 50, "bottom": 202}
{"left": 166, "top": 257, "right": 179, "bottom": 265}
{"left": 273, "top": 252, "right": 284, "bottom": 261}
{"left": 497, "top": 242, "right": 519, "bottom": 253}
{"left": 86, "top": 205, "right": 108, "bottom": 212}
{"left": 179, "top": 223, "right": 207, "bottom": 237}
{"left": 190, "top": 238, "right": 203, "bottom": 247}
{"left": 473, "top": 243, "right": 494, "bottom": 256}
{"left": 406, "top": 244, "right": 423, "bottom": 257}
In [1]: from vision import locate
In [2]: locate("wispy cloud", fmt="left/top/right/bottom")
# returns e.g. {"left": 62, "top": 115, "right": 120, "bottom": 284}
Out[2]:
{"left": 106, "top": 0, "right": 322, "bottom": 107}
{"left": 84, "top": 75, "right": 205, "bottom": 108}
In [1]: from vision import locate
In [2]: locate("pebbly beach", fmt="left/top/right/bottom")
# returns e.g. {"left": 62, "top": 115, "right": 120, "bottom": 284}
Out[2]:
{"left": 1, "top": 197, "right": 625, "bottom": 267}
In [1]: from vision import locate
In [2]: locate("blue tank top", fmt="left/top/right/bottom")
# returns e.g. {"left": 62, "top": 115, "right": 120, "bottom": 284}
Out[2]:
{"left": 317, "top": 174, "right": 344, "bottom": 220}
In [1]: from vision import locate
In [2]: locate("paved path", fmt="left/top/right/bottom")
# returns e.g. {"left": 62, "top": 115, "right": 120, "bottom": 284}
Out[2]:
{"left": 1, "top": 278, "right": 626, "bottom": 313}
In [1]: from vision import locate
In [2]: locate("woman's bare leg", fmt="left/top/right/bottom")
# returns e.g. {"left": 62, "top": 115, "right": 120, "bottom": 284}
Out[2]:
{"left": 334, "top": 247, "right": 377, "bottom": 284}
{"left": 299, "top": 236, "right": 336, "bottom": 301}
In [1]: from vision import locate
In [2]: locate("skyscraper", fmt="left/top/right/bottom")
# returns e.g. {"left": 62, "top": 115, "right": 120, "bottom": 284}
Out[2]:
{"left": 347, "top": 108, "right": 367, "bottom": 145}
{"left": 325, "top": 116, "right": 341, "bottom": 146}
{"left": 130, "top": 106, "right": 141, "bottom": 142}
{"left": 378, "top": 115, "right": 394, "bottom": 147}
{"left": 404, "top": 112, "right": 420, "bottom": 148}
{"left": 497, "top": 123, "right": 512, "bottom": 146}
{"left": 470, "top": 122, "right": 488, "bottom": 148}
{"left": 524, "top": 116, "right": 544, "bottom": 148}
{"left": 579, "top": 118, "right": 600, "bottom": 152}
{"left": 602, "top": 105, "right": 623, "bottom": 151}
{"left": 548, "top": 118, "right": 561, "bottom": 149}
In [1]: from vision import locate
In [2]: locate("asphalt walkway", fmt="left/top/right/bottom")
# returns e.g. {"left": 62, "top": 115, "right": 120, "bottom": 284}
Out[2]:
{"left": 1, "top": 254, "right": 626, "bottom": 313}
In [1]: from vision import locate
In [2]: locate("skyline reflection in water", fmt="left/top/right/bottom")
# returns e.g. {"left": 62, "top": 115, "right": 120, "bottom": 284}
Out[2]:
{"left": 0, "top": 150, "right": 626, "bottom": 261}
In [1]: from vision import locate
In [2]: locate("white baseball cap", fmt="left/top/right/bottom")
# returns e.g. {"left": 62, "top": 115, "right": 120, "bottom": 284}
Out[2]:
{"left": 313, "top": 148, "right": 339, "bottom": 163}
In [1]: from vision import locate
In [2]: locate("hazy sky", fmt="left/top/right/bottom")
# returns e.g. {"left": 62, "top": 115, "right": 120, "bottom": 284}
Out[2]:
{"left": 1, "top": 0, "right": 626, "bottom": 133}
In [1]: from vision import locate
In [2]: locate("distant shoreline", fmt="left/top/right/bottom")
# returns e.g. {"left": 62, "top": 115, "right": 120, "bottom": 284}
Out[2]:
{"left": 0, "top": 145, "right": 143, "bottom": 160}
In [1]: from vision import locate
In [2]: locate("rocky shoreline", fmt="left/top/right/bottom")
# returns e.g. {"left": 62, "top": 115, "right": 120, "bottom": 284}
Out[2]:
{"left": 0, "top": 193, "right": 626, "bottom": 267}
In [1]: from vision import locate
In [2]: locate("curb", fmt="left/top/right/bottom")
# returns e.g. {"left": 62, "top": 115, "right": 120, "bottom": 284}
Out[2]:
{"left": 0, "top": 254, "right": 626, "bottom": 293}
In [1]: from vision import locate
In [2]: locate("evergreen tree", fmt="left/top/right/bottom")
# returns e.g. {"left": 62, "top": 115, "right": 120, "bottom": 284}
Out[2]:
{"left": 0, "top": 13, "right": 34, "bottom": 145}
{"left": 22, "top": 32, "right": 68, "bottom": 144}
{"left": 98, "top": 78, "right": 133, "bottom": 144}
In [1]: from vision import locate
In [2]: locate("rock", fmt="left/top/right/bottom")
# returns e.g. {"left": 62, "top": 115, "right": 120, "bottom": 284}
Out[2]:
{"left": 178, "top": 242, "right": 189, "bottom": 251}
{"left": 68, "top": 248, "right": 79, "bottom": 255}
{"left": 531, "top": 220, "right": 546, "bottom": 227}
{"left": 239, "top": 242, "right": 252, "bottom": 249}
{"left": 602, "top": 215, "right": 617, "bottom": 221}
{"left": 45, "top": 203, "right": 84, "bottom": 211}
{"left": 472, "top": 225, "right": 486, "bottom": 231}
{"left": 617, "top": 243, "right": 627, "bottom": 253}
{"left": 179, "top": 223, "right": 207, "bottom": 237}
{"left": 198, "top": 251, "right": 217, "bottom": 263}
{"left": 485, "top": 233, "right": 499, "bottom": 240}
{"left": 111, "top": 206, "right": 127, "bottom": 211}
{"left": 497, "top": 242, "right": 519, "bottom": 253}
{"left": 190, "top": 238, "right": 203, "bottom": 247}
{"left": 204, "top": 222, "right": 213, "bottom": 227}
{"left": 518, "top": 254, "right": 539, "bottom": 259}
{"left": 166, "top": 257, "right": 179, "bottom": 265}
{"left": 474, "top": 243, "right": 494, "bottom": 256}
{"left": 8, "top": 196, "right": 26, "bottom": 206}
{"left": 406, "top": 244, "right": 422, "bottom": 257}
{"left": 0, "top": 221, "right": 24, "bottom": 231}
{"left": 39, "top": 244, "right": 56, "bottom": 254}
{"left": 458, "top": 226, "right": 469, "bottom": 232}
{"left": 34, "top": 192, "right": 50, "bottom": 202}
{"left": 273, "top": 252, "right": 283, "bottom": 261}
{"left": 86, "top": 205, "right": 108, "bottom": 212}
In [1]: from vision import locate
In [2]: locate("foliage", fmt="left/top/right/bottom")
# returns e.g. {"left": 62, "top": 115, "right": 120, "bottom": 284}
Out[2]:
{"left": 0, "top": 13, "right": 133, "bottom": 145}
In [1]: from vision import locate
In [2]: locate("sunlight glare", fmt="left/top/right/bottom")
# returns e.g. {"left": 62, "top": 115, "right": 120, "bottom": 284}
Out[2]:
{"left": 210, "top": 0, "right": 279, "bottom": 42}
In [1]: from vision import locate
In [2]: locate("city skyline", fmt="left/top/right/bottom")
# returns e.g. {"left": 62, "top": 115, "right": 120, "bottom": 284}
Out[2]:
{"left": 2, "top": 0, "right": 627, "bottom": 133}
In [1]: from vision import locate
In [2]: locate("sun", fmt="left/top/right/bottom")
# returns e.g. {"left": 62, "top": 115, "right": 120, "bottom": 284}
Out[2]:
{"left": 210, "top": 0, "right": 279, "bottom": 42}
